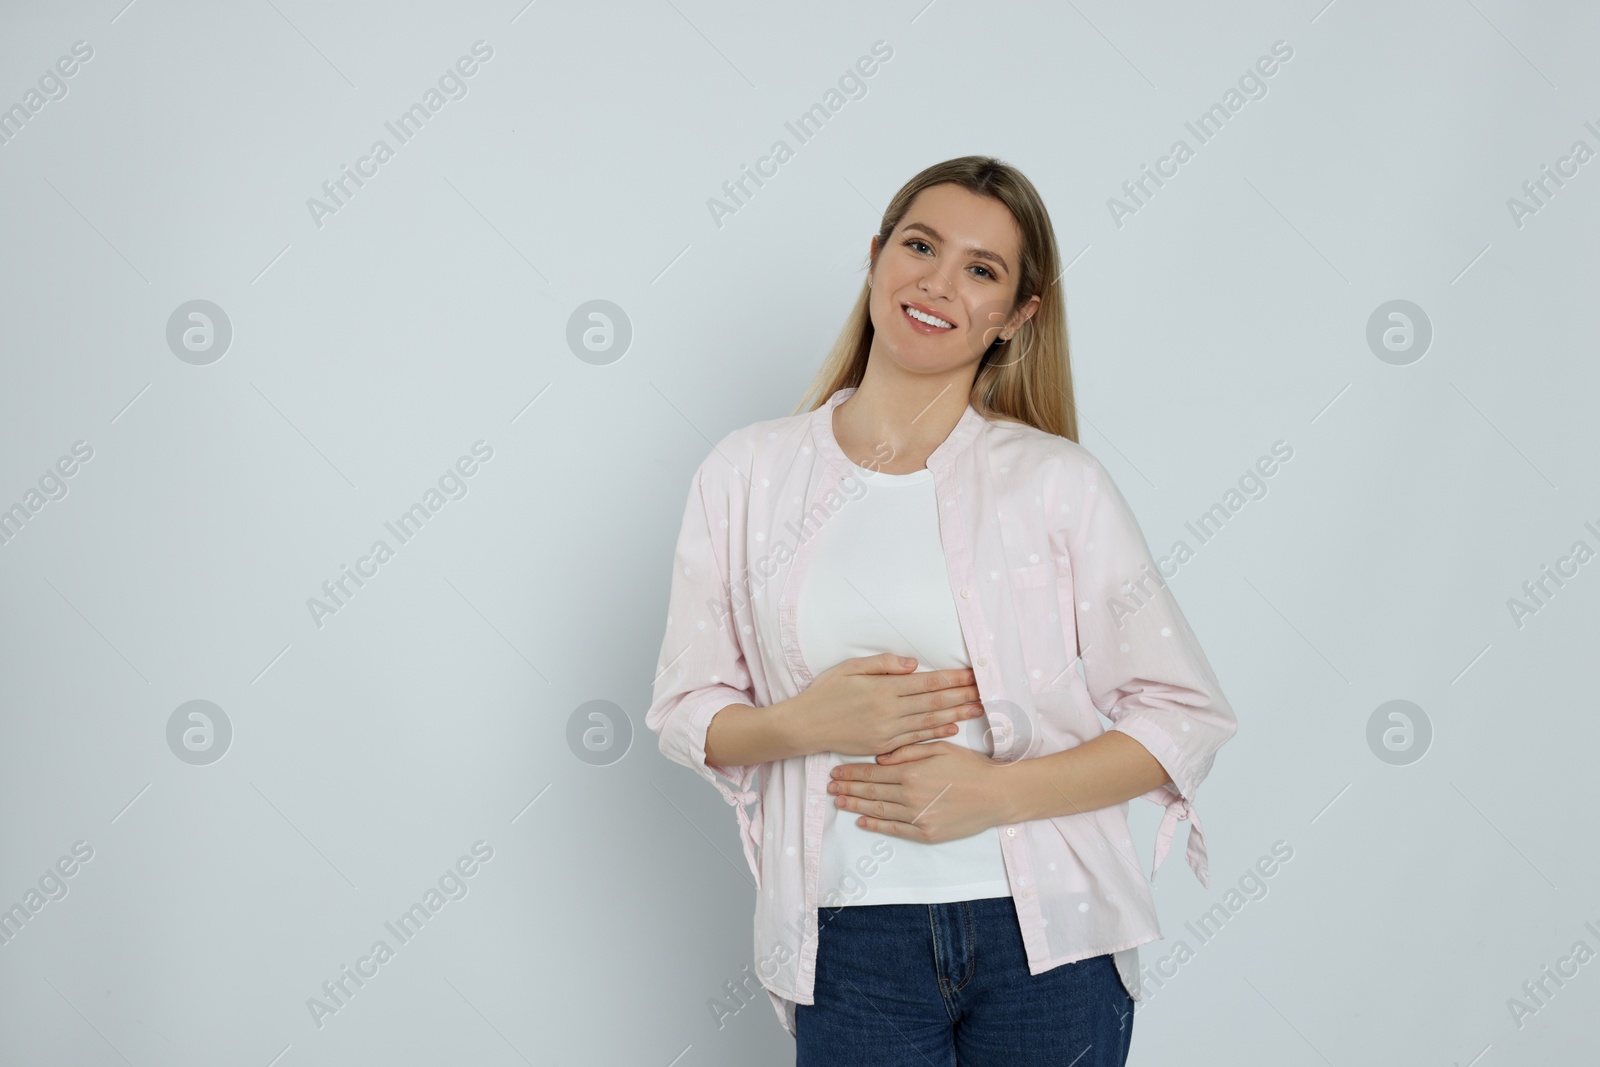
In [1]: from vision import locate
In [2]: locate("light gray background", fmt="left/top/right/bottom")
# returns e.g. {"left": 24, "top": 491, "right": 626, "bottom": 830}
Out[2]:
{"left": 2, "top": 1, "right": 1597, "bottom": 1064}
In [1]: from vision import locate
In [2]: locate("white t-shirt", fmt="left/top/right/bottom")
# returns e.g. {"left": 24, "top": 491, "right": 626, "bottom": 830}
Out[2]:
{"left": 798, "top": 462, "right": 1012, "bottom": 906}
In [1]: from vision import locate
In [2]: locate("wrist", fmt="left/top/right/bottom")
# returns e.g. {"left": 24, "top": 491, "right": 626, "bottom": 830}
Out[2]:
{"left": 770, "top": 690, "right": 820, "bottom": 760}
{"left": 991, "top": 753, "right": 1040, "bottom": 827}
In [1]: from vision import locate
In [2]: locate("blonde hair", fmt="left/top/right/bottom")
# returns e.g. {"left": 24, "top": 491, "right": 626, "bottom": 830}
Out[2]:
{"left": 792, "top": 155, "right": 1077, "bottom": 442}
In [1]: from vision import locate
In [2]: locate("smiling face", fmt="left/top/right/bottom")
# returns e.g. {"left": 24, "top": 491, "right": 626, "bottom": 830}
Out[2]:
{"left": 866, "top": 182, "right": 1039, "bottom": 377}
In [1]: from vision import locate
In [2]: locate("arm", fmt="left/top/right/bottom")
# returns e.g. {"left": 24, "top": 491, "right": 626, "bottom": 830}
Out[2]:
{"left": 1015, "top": 450, "right": 1239, "bottom": 884}
{"left": 703, "top": 693, "right": 822, "bottom": 767}
{"left": 644, "top": 454, "right": 765, "bottom": 811}
{"left": 997, "top": 730, "right": 1173, "bottom": 825}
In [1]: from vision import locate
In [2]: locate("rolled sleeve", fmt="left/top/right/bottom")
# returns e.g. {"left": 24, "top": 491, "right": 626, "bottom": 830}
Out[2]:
{"left": 645, "top": 453, "right": 765, "bottom": 877}
{"left": 1062, "top": 451, "right": 1238, "bottom": 886}
{"left": 661, "top": 686, "right": 761, "bottom": 805}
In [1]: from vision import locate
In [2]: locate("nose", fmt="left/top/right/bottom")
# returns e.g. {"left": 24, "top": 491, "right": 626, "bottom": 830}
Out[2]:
{"left": 918, "top": 261, "right": 954, "bottom": 298}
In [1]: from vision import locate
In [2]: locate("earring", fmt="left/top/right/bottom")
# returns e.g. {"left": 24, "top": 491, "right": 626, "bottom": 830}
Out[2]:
{"left": 987, "top": 328, "right": 1028, "bottom": 370}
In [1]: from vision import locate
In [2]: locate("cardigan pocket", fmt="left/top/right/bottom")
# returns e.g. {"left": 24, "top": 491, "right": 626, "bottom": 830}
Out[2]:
{"left": 1010, "top": 559, "right": 1074, "bottom": 694}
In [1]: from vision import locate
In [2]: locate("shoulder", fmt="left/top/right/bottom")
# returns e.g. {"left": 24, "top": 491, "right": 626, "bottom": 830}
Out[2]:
{"left": 693, "top": 406, "right": 815, "bottom": 494}
{"left": 978, "top": 416, "right": 1111, "bottom": 487}
{"left": 979, "top": 421, "right": 1151, "bottom": 554}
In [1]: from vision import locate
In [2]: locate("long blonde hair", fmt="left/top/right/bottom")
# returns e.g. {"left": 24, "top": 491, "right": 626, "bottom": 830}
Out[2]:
{"left": 792, "top": 155, "right": 1077, "bottom": 441}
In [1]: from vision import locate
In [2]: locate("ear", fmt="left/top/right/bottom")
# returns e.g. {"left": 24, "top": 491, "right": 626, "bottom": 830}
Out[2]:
{"left": 1009, "top": 292, "right": 1041, "bottom": 332}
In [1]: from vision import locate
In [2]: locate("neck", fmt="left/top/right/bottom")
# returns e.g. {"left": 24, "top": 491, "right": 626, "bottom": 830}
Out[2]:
{"left": 834, "top": 358, "right": 977, "bottom": 467}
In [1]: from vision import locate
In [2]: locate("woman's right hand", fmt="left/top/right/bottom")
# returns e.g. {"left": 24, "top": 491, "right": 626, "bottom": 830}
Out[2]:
{"left": 794, "top": 653, "right": 986, "bottom": 757}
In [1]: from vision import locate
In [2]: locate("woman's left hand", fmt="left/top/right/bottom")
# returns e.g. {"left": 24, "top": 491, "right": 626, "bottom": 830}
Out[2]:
{"left": 828, "top": 741, "right": 1013, "bottom": 843}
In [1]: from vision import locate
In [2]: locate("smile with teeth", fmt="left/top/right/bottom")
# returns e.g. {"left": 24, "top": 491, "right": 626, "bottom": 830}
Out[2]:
{"left": 904, "top": 305, "right": 954, "bottom": 329}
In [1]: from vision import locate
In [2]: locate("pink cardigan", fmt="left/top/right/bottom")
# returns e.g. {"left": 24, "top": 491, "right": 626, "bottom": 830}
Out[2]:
{"left": 647, "top": 386, "right": 1239, "bottom": 1036}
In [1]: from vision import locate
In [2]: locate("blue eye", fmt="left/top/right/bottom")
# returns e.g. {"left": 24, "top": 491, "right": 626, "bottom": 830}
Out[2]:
{"left": 904, "top": 237, "right": 998, "bottom": 280}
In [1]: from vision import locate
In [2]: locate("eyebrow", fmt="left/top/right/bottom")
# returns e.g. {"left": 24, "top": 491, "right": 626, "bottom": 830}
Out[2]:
{"left": 900, "top": 222, "right": 1010, "bottom": 275}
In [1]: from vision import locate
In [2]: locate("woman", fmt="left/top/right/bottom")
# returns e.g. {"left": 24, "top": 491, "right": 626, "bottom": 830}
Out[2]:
{"left": 647, "top": 155, "right": 1237, "bottom": 1065}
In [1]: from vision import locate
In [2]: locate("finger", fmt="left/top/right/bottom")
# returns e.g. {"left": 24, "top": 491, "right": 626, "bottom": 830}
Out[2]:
{"left": 901, "top": 723, "right": 963, "bottom": 748}
{"left": 907, "top": 690, "right": 972, "bottom": 726}
{"left": 831, "top": 764, "right": 879, "bottom": 784}
{"left": 881, "top": 740, "right": 950, "bottom": 763}
{"left": 857, "top": 819, "right": 934, "bottom": 844}
{"left": 917, "top": 703, "right": 981, "bottom": 738}
{"left": 854, "top": 814, "right": 930, "bottom": 843}
{"left": 950, "top": 698, "right": 985, "bottom": 721}
{"left": 837, "top": 776, "right": 918, "bottom": 812}
{"left": 935, "top": 670, "right": 977, "bottom": 693}
{"left": 832, "top": 779, "right": 879, "bottom": 802}
{"left": 836, "top": 791, "right": 912, "bottom": 823}
{"left": 905, "top": 710, "right": 965, "bottom": 739}
{"left": 932, "top": 688, "right": 983, "bottom": 718}
{"left": 906, "top": 668, "right": 974, "bottom": 695}
{"left": 833, "top": 768, "right": 909, "bottom": 795}
{"left": 855, "top": 815, "right": 901, "bottom": 837}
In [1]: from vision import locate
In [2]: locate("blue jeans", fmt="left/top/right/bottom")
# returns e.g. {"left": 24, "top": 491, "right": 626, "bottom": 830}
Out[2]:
{"left": 796, "top": 897, "right": 1133, "bottom": 1066}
